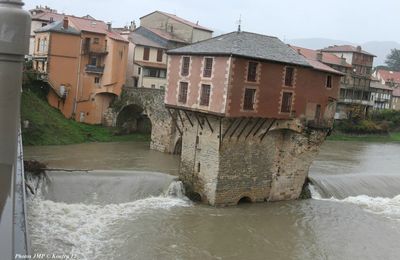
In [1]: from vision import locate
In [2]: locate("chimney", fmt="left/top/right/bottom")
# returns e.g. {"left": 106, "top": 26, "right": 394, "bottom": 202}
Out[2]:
{"left": 341, "top": 57, "right": 347, "bottom": 65}
{"left": 130, "top": 20, "right": 136, "bottom": 32}
{"left": 49, "top": 17, "right": 54, "bottom": 23}
{"left": 356, "top": 45, "right": 362, "bottom": 52}
{"left": 107, "top": 22, "right": 112, "bottom": 32}
{"left": 63, "top": 17, "right": 68, "bottom": 29}
{"left": 316, "top": 51, "right": 323, "bottom": 61}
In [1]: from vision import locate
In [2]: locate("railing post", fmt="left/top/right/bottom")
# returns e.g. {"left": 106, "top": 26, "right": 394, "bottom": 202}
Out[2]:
{"left": 0, "top": 0, "right": 31, "bottom": 165}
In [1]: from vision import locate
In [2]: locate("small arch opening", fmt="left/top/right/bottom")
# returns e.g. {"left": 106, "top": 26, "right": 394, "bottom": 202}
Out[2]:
{"left": 173, "top": 137, "right": 182, "bottom": 155}
{"left": 237, "top": 196, "right": 252, "bottom": 204}
{"left": 187, "top": 192, "right": 202, "bottom": 202}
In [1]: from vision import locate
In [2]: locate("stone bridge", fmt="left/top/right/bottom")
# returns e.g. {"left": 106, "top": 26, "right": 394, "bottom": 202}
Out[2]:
{"left": 110, "top": 87, "right": 180, "bottom": 153}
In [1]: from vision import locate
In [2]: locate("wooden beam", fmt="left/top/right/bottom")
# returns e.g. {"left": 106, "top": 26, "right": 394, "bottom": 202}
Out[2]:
{"left": 222, "top": 118, "right": 236, "bottom": 140}
{"left": 229, "top": 118, "right": 244, "bottom": 138}
{"left": 253, "top": 118, "right": 267, "bottom": 137}
{"left": 194, "top": 112, "right": 203, "bottom": 130}
{"left": 177, "top": 110, "right": 185, "bottom": 128}
{"left": 260, "top": 119, "right": 276, "bottom": 141}
{"left": 245, "top": 118, "right": 262, "bottom": 139}
{"left": 237, "top": 118, "right": 252, "bottom": 139}
{"left": 204, "top": 115, "right": 214, "bottom": 133}
{"left": 183, "top": 110, "right": 193, "bottom": 127}
{"left": 167, "top": 108, "right": 182, "bottom": 136}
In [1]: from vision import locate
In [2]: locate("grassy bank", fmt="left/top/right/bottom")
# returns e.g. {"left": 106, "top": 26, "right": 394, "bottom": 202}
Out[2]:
{"left": 21, "top": 89, "right": 150, "bottom": 146}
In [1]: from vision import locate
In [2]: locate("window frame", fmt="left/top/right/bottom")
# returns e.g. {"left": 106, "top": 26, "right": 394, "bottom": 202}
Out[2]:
{"left": 281, "top": 91, "right": 293, "bottom": 113}
{"left": 181, "top": 56, "right": 190, "bottom": 76}
{"left": 200, "top": 84, "right": 211, "bottom": 106}
{"left": 247, "top": 62, "right": 258, "bottom": 82}
{"left": 143, "top": 47, "right": 150, "bottom": 61}
{"left": 178, "top": 82, "right": 188, "bottom": 104}
{"left": 157, "top": 49, "right": 163, "bottom": 62}
{"left": 326, "top": 75, "right": 332, "bottom": 88}
{"left": 243, "top": 88, "right": 256, "bottom": 111}
{"left": 284, "top": 67, "right": 294, "bottom": 87}
{"left": 203, "top": 57, "right": 213, "bottom": 78}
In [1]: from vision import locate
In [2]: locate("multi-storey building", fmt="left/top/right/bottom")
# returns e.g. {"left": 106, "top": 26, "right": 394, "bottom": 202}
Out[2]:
{"left": 321, "top": 45, "right": 376, "bottom": 119}
{"left": 165, "top": 31, "right": 343, "bottom": 205}
{"left": 123, "top": 11, "right": 213, "bottom": 89}
{"left": 32, "top": 16, "right": 128, "bottom": 124}
{"left": 28, "top": 6, "right": 64, "bottom": 57}
{"left": 373, "top": 69, "right": 400, "bottom": 110}
{"left": 369, "top": 79, "right": 393, "bottom": 110}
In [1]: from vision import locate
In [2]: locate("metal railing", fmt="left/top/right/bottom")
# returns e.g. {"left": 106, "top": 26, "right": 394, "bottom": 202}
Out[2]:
{"left": 85, "top": 64, "right": 105, "bottom": 74}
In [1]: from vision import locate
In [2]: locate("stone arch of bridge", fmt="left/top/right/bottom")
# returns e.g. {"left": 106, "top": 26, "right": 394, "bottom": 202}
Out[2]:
{"left": 115, "top": 87, "right": 179, "bottom": 153}
{"left": 116, "top": 103, "right": 152, "bottom": 134}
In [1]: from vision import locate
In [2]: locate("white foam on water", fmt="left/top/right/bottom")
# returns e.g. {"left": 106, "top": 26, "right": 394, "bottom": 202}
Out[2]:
{"left": 310, "top": 184, "right": 400, "bottom": 220}
{"left": 28, "top": 195, "right": 190, "bottom": 260}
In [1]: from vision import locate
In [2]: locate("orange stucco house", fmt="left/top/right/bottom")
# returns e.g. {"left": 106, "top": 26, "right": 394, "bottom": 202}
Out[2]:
{"left": 32, "top": 16, "right": 128, "bottom": 124}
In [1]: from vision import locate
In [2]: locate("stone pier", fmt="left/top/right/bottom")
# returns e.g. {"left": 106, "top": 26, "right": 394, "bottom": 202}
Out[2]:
{"left": 175, "top": 111, "right": 327, "bottom": 206}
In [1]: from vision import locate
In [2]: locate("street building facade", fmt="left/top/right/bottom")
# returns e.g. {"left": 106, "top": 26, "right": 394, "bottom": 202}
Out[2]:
{"left": 32, "top": 16, "right": 128, "bottom": 124}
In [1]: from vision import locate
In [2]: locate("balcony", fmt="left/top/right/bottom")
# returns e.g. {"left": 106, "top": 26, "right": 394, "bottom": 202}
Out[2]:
{"left": 82, "top": 44, "right": 108, "bottom": 55}
{"left": 338, "top": 98, "right": 374, "bottom": 106}
{"left": 85, "top": 65, "right": 104, "bottom": 74}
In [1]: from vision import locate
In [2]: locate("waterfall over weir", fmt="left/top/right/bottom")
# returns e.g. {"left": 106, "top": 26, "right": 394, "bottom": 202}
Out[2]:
{"left": 309, "top": 174, "right": 400, "bottom": 199}
{"left": 28, "top": 170, "right": 187, "bottom": 205}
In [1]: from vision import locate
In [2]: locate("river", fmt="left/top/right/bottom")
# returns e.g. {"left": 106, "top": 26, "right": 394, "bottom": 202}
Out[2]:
{"left": 24, "top": 141, "right": 400, "bottom": 260}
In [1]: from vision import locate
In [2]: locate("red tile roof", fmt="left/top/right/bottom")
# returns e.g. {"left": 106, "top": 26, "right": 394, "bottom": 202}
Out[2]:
{"left": 140, "top": 11, "right": 213, "bottom": 32}
{"left": 32, "top": 11, "right": 64, "bottom": 22}
{"left": 321, "top": 45, "right": 376, "bottom": 57}
{"left": 377, "top": 69, "right": 400, "bottom": 84}
{"left": 291, "top": 46, "right": 352, "bottom": 68}
{"left": 290, "top": 46, "right": 345, "bottom": 75}
{"left": 68, "top": 16, "right": 128, "bottom": 42}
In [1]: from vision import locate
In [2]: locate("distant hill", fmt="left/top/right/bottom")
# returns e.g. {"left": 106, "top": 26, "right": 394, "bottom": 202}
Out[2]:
{"left": 287, "top": 38, "right": 400, "bottom": 66}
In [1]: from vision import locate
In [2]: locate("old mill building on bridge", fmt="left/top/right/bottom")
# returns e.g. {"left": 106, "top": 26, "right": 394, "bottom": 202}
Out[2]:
{"left": 165, "top": 31, "right": 344, "bottom": 206}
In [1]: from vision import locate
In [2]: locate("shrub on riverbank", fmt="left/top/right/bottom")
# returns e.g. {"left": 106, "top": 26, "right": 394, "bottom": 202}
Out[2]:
{"left": 329, "top": 110, "right": 400, "bottom": 142}
{"left": 21, "top": 89, "right": 150, "bottom": 146}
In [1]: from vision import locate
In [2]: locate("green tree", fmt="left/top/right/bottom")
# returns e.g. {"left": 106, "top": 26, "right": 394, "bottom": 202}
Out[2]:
{"left": 385, "top": 48, "right": 400, "bottom": 71}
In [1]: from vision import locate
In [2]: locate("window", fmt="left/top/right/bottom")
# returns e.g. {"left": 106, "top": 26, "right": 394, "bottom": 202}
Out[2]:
{"left": 138, "top": 67, "right": 141, "bottom": 75}
{"left": 200, "top": 84, "right": 211, "bottom": 106}
{"left": 178, "top": 82, "right": 188, "bottom": 104}
{"left": 157, "top": 49, "right": 163, "bottom": 62}
{"left": 203, "top": 57, "right": 213, "bottom": 77}
{"left": 326, "top": 75, "right": 332, "bottom": 88}
{"left": 243, "top": 88, "right": 256, "bottom": 110}
{"left": 94, "top": 77, "right": 100, "bottom": 84}
{"left": 143, "top": 68, "right": 166, "bottom": 78}
{"left": 93, "top": 38, "right": 99, "bottom": 44}
{"left": 143, "top": 47, "right": 150, "bottom": 61}
{"left": 281, "top": 92, "right": 293, "bottom": 113}
{"left": 247, "top": 62, "right": 258, "bottom": 82}
{"left": 151, "top": 84, "right": 155, "bottom": 89}
{"left": 89, "top": 56, "right": 97, "bottom": 66}
{"left": 284, "top": 67, "right": 294, "bottom": 86}
{"left": 41, "top": 23, "right": 47, "bottom": 27}
{"left": 181, "top": 56, "right": 190, "bottom": 76}
{"left": 36, "top": 38, "right": 40, "bottom": 52}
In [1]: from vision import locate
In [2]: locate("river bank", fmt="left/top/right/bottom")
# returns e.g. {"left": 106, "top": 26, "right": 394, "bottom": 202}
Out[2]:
{"left": 21, "top": 89, "right": 149, "bottom": 146}
{"left": 328, "top": 131, "right": 400, "bottom": 142}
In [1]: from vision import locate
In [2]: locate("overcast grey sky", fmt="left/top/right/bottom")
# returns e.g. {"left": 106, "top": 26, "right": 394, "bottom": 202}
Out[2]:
{"left": 24, "top": 0, "right": 400, "bottom": 43}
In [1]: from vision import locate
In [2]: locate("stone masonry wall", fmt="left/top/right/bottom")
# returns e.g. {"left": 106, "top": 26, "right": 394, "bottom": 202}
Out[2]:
{"left": 178, "top": 113, "right": 328, "bottom": 206}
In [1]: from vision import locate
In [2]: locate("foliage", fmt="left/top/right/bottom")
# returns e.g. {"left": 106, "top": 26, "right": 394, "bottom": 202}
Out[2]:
{"left": 385, "top": 48, "right": 400, "bottom": 71}
{"left": 330, "top": 109, "right": 400, "bottom": 142}
{"left": 21, "top": 89, "right": 150, "bottom": 146}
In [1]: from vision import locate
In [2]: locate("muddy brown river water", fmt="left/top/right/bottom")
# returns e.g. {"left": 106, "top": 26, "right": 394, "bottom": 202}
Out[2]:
{"left": 24, "top": 141, "right": 400, "bottom": 260}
